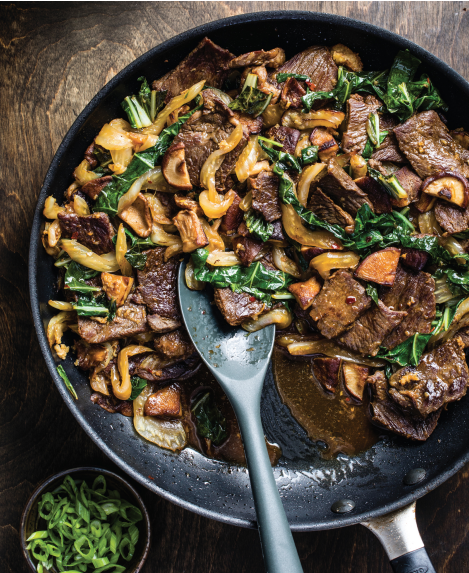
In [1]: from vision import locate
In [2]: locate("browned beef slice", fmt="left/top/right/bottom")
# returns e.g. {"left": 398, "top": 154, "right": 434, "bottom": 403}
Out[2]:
{"left": 367, "top": 371, "right": 441, "bottom": 441}
{"left": 310, "top": 269, "right": 372, "bottom": 339}
{"left": 130, "top": 353, "right": 201, "bottom": 382}
{"left": 308, "top": 187, "right": 355, "bottom": 229}
{"left": 221, "top": 192, "right": 243, "bottom": 233}
{"left": 319, "top": 158, "right": 374, "bottom": 216}
{"left": 215, "top": 131, "right": 248, "bottom": 192}
{"left": 78, "top": 303, "right": 148, "bottom": 343}
{"left": 280, "top": 77, "right": 306, "bottom": 109}
{"left": 394, "top": 166, "right": 422, "bottom": 203}
{"left": 84, "top": 142, "right": 99, "bottom": 169}
{"left": 275, "top": 46, "right": 338, "bottom": 92}
{"left": 152, "top": 38, "right": 234, "bottom": 98}
{"left": 250, "top": 171, "right": 282, "bottom": 222}
{"left": 456, "top": 327, "right": 469, "bottom": 347}
{"left": 434, "top": 200, "right": 469, "bottom": 234}
{"left": 400, "top": 249, "right": 429, "bottom": 272}
{"left": 214, "top": 288, "right": 264, "bottom": 326}
{"left": 337, "top": 299, "right": 407, "bottom": 356}
{"left": 136, "top": 248, "right": 180, "bottom": 319}
{"left": 394, "top": 110, "right": 469, "bottom": 179}
{"left": 74, "top": 340, "right": 107, "bottom": 370}
{"left": 229, "top": 48, "right": 285, "bottom": 69}
{"left": 371, "top": 132, "right": 407, "bottom": 163}
{"left": 232, "top": 236, "right": 264, "bottom": 267}
{"left": 388, "top": 337, "right": 469, "bottom": 417}
{"left": 91, "top": 393, "right": 133, "bottom": 416}
{"left": 354, "top": 176, "right": 392, "bottom": 214}
{"left": 147, "top": 314, "right": 181, "bottom": 333}
{"left": 267, "top": 126, "right": 300, "bottom": 155}
{"left": 58, "top": 212, "right": 115, "bottom": 255}
{"left": 174, "top": 131, "right": 216, "bottom": 187}
{"left": 81, "top": 176, "right": 113, "bottom": 201}
{"left": 269, "top": 220, "right": 286, "bottom": 241}
{"left": 235, "top": 112, "right": 263, "bottom": 135}
{"left": 342, "top": 94, "right": 382, "bottom": 153}
{"left": 154, "top": 329, "right": 195, "bottom": 359}
{"left": 379, "top": 266, "right": 435, "bottom": 349}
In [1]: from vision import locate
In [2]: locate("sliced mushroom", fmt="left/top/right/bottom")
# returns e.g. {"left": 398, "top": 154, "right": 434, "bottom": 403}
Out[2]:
{"left": 162, "top": 142, "right": 192, "bottom": 191}
{"left": 119, "top": 193, "right": 152, "bottom": 237}
{"left": 174, "top": 194, "right": 204, "bottom": 216}
{"left": 451, "top": 128, "right": 469, "bottom": 150}
{"left": 350, "top": 154, "right": 367, "bottom": 179}
{"left": 172, "top": 209, "right": 209, "bottom": 253}
{"left": 101, "top": 272, "right": 134, "bottom": 307}
{"left": 331, "top": 44, "right": 363, "bottom": 72}
{"left": 355, "top": 247, "right": 401, "bottom": 286}
{"left": 310, "top": 127, "right": 339, "bottom": 162}
{"left": 342, "top": 362, "right": 369, "bottom": 402}
{"left": 421, "top": 171, "right": 469, "bottom": 209}
{"left": 288, "top": 276, "right": 322, "bottom": 310}
{"left": 144, "top": 384, "right": 182, "bottom": 418}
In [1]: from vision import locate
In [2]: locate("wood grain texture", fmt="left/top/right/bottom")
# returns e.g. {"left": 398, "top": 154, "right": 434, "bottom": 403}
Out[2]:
{"left": 1, "top": 2, "right": 469, "bottom": 571}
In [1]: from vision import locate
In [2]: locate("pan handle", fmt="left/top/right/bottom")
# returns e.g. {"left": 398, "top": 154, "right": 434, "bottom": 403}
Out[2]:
{"left": 361, "top": 502, "right": 436, "bottom": 573}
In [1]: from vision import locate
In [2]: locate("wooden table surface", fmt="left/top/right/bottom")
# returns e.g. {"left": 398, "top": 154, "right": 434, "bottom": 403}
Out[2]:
{"left": 2, "top": 2, "right": 469, "bottom": 571}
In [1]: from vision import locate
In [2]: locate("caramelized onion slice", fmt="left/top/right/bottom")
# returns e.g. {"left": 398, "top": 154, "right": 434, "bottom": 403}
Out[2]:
{"left": 199, "top": 189, "right": 236, "bottom": 219}
{"left": 282, "top": 109, "right": 345, "bottom": 130}
{"left": 43, "top": 196, "right": 65, "bottom": 219}
{"left": 133, "top": 385, "right": 187, "bottom": 451}
{"left": 310, "top": 251, "right": 360, "bottom": 279}
{"left": 242, "top": 307, "right": 292, "bottom": 332}
{"left": 272, "top": 246, "right": 301, "bottom": 278}
{"left": 297, "top": 163, "right": 327, "bottom": 207}
{"left": 73, "top": 195, "right": 90, "bottom": 216}
{"left": 61, "top": 239, "right": 120, "bottom": 272}
{"left": 115, "top": 224, "right": 133, "bottom": 277}
{"left": 185, "top": 258, "right": 205, "bottom": 290}
{"left": 115, "top": 345, "right": 153, "bottom": 400}
{"left": 46, "top": 311, "right": 75, "bottom": 348}
{"left": 281, "top": 203, "right": 343, "bottom": 249}
{"left": 235, "top": 135, "right": 260, "bottom": 183}
{"left": 118, "top": 167, "right": 161, "bottom": 214}
{"left": 206, "top": 251, "right": 241, "bottom": 266}
{"left": 285, "top": 338, "right": 386, "bottom": 367}
{"left": 152, "top": 80, "right": 206, "bottom": 136}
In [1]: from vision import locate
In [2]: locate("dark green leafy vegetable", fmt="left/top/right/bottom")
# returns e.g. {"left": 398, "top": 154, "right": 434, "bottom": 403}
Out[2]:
{"left": 64, "top": 262, "right": 100, "bottom": 293}
{"left": 258, "top": 139, "right": 301, "bottom": 172}
{"left": 191, "top": 391, "right": 228, "bottom": 446}
{"left": 26, "top": 474, "right": 142, "bottom": 573}
{"left": 366, "top": 284, "right": 379, "bottom": 305}
{"left": 191, "top": 248, "right": 293, "bottom": 303}
{"left": 244, "top": 209, "right": 273, "bottom": 242}
{"left": 94, "top": 102, "right": 203, "bottom": 217}
{"left": 301, "top": 145, "right": 319, "bottom": 165}
{"left": 276, "top": 72, "right": 310, "bottom": 83}
{"left": 129, "top": 376, "right": 148, "bottom": 401}
{"left": 73, "top": 293, "right": 112, "bottom": 318}
{"left": 111, "top": 227, "right": 156, "bottom": 270}
{"left": 228, "top": 73, "right": 272, "bottom": 117}
{"left": 57, "top": 365, "right": 77, "bottom": 400}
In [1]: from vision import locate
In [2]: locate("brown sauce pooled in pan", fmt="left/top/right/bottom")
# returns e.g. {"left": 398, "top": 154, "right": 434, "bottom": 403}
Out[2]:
{"left": 272, "top": 348, "right": 378, "bottom": 459}
{"left": 180, "top": 365, "right": 281, "bottom": 466}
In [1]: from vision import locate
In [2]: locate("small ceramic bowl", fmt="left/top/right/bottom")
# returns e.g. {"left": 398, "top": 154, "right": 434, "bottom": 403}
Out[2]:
{"left": 20, "top": 467, "right": 151, "bottom": 573}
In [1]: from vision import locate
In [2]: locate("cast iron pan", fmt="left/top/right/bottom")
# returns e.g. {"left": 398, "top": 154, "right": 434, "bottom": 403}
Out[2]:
{"left": 29, "top": 8, "right": 469, "bottom": 554}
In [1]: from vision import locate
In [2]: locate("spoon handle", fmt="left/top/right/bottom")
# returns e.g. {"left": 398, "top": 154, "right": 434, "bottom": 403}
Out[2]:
{"left": 234, "top": 400, "right": 304, "bottom": 573}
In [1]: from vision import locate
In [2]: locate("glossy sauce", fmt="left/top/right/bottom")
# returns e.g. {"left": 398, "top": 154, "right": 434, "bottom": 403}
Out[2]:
{"left": 273, "top": 348, "right": 378, "bottom": 459}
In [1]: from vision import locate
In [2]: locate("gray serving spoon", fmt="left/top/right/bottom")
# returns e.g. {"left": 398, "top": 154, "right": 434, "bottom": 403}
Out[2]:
{"left": 178, "top": 262, "right": 303, "bottom": 573}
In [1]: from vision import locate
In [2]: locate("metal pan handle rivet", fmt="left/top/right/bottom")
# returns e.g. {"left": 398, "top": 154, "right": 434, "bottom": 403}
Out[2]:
{"left": 331, "top": 499, "right": 355, "bottom": 514}
{"left": 403, "top": 468, "right": 426, "bottom": 486}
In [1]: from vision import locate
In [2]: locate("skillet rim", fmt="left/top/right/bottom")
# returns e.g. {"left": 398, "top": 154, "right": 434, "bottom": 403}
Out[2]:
{"left": 28, "top": 9, "right": 469, "bottom": 531}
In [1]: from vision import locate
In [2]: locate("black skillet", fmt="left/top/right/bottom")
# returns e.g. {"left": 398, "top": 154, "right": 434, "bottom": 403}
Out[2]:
{"left": 29, "top": 11, "right": 469, "bottom": 572}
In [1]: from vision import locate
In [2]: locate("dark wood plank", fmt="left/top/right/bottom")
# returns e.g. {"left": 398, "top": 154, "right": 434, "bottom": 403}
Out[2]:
{"left": 1, "top": 2, "right": 469, "bottom": 572}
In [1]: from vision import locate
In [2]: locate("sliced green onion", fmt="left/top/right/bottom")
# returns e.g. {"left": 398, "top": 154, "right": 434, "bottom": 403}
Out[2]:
{"left": 57, "top": 365, "right": 78, "bottom": 400}
{"left": 366, "top": 113, "right": 380, "bottom": 146}
{"left": 257, "top": 136, "right": 283, "bottom": 148}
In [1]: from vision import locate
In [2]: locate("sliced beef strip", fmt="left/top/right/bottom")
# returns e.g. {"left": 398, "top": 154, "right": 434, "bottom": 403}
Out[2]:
{"left": 232, "top": 236, "right": 264, "bottom": 267}
{"left": 379, "top": 266, "right": 436, "bottom": 349}
{"left": 354, "top": 176, "right": 392, "bottom": 214}
{"left": 319, "top": 157, "right": 374, "bottom": 216}
{"left": 84, "top": 142, "right": 99, "bottom": 169}
{"left": 130, "top": 352, "right": 201, "bottom": 383}
{"left": 341, "top": 94, "right": 382, "bottom": 153}
{"left": 371, "top": 132, "right": 407, "bottom": 163}
{"left": 337, "top": 299, "right": 407, "bottom": 356}
{"left": 147, "top": 314, "right": 181, "bottom": 333}
{"left": 280, "top": 77, "right": 306, "bottom": 109}
{"left": 91, "top": 393, "right": 133, "bottom": 417}
{"left": 394, "top": 166, "right": 422, "bottom": 204}
{"left": 434, "top": 200, "right": 469, "bottom": 234}
{"left": 215, "top": 131, "right": 248, "bottom": 192}
{"left": 58, "top": 212, "right": 115, "bottom": 255}
{"left": 74, "top": 340, "right": 108, "bottom": 371}
{"left": 221, "top": 192, "right": 243, "bottom": 233}
{"left": 214, "top": 288, "right": 265, "bottom": 326}
{"left": 274, "top": 46, "right": 338, "bottom": 92}
{"left": 154, "top": 329, "right": 195, "bottom": 360}
{"left": 310, "top": 269, "right": 372, "bottom": 339}
{"left": 394, "top": 110, "right": 469, "bottom": 179}
{"left": 269, "top": 220, "right": 286, "bottom": 242}
{"left": 388, "top": 337, "right": 469, "bottom": 418}
{"left": 308, "top": 187, "right": 355, "bottom": 230}
{"left": 78, "top": 303, "right": 148, "bottom": 344}
{"left": 81, "top": 175, "right": 113, "bottom": 201}
{"left": 266, "top": 126, "right": 300, "bottom": 155}
{"left": 152, "top": 37, "right": 234, "bottom": 98}
{"left": 229, "top": 48, "right": 285, "bottom": 69}
{"left": 367, "top": 371, "right": 441, "bottom": 441}
{"left": 250, "top": 171, "right": 282, "bottom": 222}
{"left": 135, "top": 248, "right": 180, "bottom": 320}
{"left": 235, "top": 112, "right": 264, "bottom": 135}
